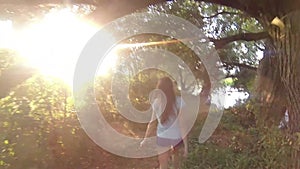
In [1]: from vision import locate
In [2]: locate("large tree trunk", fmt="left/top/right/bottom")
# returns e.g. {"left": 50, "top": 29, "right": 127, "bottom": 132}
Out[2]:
{"left": 269, "top": 11, "right": 300, "bottom": 168}
{"left": 256, "top": 43, "right": 287, "bottom": 127}
{"left": 269, "top": 12, "right": 300, "bottom": 133}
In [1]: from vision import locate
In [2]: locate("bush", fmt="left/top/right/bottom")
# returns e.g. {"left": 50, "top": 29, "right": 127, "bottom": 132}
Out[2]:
{"left": 183, "top": 106, "right": 293, "bottom": 169}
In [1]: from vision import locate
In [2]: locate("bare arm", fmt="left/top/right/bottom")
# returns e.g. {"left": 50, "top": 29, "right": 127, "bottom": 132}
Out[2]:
{"left": 140, "top": 111, "right": 157, "bottom": 146}
{"left": 143, "top": 115, "right": 157, "bottom": 138}
{"left": 178, "top": 110, "right": 188, "bottom": 157}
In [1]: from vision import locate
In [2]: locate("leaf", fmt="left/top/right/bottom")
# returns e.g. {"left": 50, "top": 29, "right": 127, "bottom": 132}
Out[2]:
{"left": 4, "top": 139, "right": 9, "bottom": 145}
{"left": 271, "top": 16, "right": 285, "bottom": 30}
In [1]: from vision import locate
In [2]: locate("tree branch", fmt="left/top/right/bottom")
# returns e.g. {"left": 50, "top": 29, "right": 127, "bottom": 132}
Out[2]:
{"left": 0, "top": 0, "right": 97, "bottom": 5}
{"left": 225, "top": 74, "right": 237, "bottom": 79}
{"left": 209, "top": 31, "right": 269, "bottom": 49}
{"left": 202, "top": 11, "right": 240, "bottom": 19}
{"left": 194, "top": 0, "right": 262, "bottom": 18}
{"left": 222, "top": 61, "right": 258, "bottom": 71}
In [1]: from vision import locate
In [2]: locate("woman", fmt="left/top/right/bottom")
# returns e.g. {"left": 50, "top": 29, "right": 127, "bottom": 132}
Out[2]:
{"left": 141, "top": 77, "right": 188, "bottom": 169}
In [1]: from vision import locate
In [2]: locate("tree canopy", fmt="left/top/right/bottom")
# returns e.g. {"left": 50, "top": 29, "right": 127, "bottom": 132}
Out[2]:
{"left": 1, "top": 0, "right": 300, "bottom": 168}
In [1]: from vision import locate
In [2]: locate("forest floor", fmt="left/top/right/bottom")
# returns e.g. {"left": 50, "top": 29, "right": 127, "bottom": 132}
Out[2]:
{"left": 87, "top": 103, "right": 212, "bottom": 169}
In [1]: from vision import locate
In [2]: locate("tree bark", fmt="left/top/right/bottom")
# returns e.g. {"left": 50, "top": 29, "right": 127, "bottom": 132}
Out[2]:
{"left": 256, "top": 43, "right": 287, "bottom": 127}
{"left": 269, "top": 14, "right": 300, "bottom": 132}
{"left": 269, "top": 12, "right": 300, "bottom": 168}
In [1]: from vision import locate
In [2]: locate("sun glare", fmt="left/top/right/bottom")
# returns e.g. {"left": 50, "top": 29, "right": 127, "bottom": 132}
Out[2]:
{"left": 0, "top": 8, "right": 119, "bottom": 86}
{"left": 96, "top": 47, "right": 119, "bottom": 76}
{"left": 0, "top": 20, "right": 14, "bottom": 49}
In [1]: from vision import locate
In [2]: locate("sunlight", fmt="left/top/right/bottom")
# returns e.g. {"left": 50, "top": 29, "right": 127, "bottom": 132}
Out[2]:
{"left": 96, "top": 47, "right": 119, "bottom": 76}
{"left": 0, "top": 20, "right": 14, "bottom": 48}
{"left": 0, "top": 8, "right": 119, "bottom": 86}
{"left": 15, "top": 8, "right": 98, "bottom": 86}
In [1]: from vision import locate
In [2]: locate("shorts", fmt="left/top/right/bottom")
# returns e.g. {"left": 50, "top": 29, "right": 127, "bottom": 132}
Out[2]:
{"left": 157, "top": 137, "right": 183, "bottom": 149}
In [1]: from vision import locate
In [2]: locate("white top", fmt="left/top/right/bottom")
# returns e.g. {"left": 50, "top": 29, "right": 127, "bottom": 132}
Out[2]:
{"left": 152, "top": 96, "right": 185, "bottom": 139}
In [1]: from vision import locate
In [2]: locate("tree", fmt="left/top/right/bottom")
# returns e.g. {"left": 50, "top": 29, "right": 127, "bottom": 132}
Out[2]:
{"left": 0, "top": 50, "right": 36, "bottom": 98}
{"left": 0, "top": 1, "right": 266, "bottom": 98}
{"left": 163, "top": 0, "right": 300, "bottom": 167}
{"left": 97, "top": 0, "right": 299, "bottom": 166}
{"left": 1, "top": 0, "right": 300, "bottom": 167}
{"left": 84, "top": 0, "right": 299, "bottom": 135}
{"left": 111, "top": 1, "right": 263, "bottom": 103}
{"left": 191, "top": 0, "right": 300, "bottom": 134}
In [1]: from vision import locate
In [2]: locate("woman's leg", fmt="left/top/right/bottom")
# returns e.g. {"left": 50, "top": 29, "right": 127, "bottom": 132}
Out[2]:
{"left": 173, "top": 148, "right": 180, "bottom": 169}
{"left": 173, "top": 143, "right": 184, "bottom": 169}
{"left": 158, "top": 150, "right": 170, "bottom": 169}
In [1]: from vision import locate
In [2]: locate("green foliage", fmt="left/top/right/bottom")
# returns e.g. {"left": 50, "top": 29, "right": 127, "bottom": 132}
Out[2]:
{"left": 197, "top": 1, "right": 264, "bottom": 93}
{"left": 0, "top": 0, "right": 292, "bottom": 168}
{"left": 183, "top": 139, "right": 255, "bottom": 169}
{"left": 148, "top": 0, "right": 204, "bottom": 28}
{"left": 253, "top": 128, "right": 292, "bottom": 168}
{"left": 183, "top": 101, "right": 294, "bottom": 169}
{"left": 116, "top": 0, "right": 213, "bottom": 95}
{"left": 129, "top": 69, "right": 162, "bottom": 111}
{"left": 0, "top": 50, "right": 17, "bottom": 74}
{"left": 222, "top": 77, "right": 236, "bottom": 87}
{"left": 0, "top": 49, "right": 36, "bottom": 98}
{"left": 0, "top": 75, "right": 104, "bottom": 169}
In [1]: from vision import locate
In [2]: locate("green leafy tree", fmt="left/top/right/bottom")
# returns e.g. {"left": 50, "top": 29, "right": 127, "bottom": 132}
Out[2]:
{"left": 1, "top": 0, "right": 300, "bottom": 167}
{"left": 0, "top": 75, "right": 101, "bottom": 169}
{"left": 0, "top": 49, "right": 36, "bottom": 98}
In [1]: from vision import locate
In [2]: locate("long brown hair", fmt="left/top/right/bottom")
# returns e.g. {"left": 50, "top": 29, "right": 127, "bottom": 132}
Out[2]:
{"left": 156, "top": 77, "right": 176, "bottom": 124}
